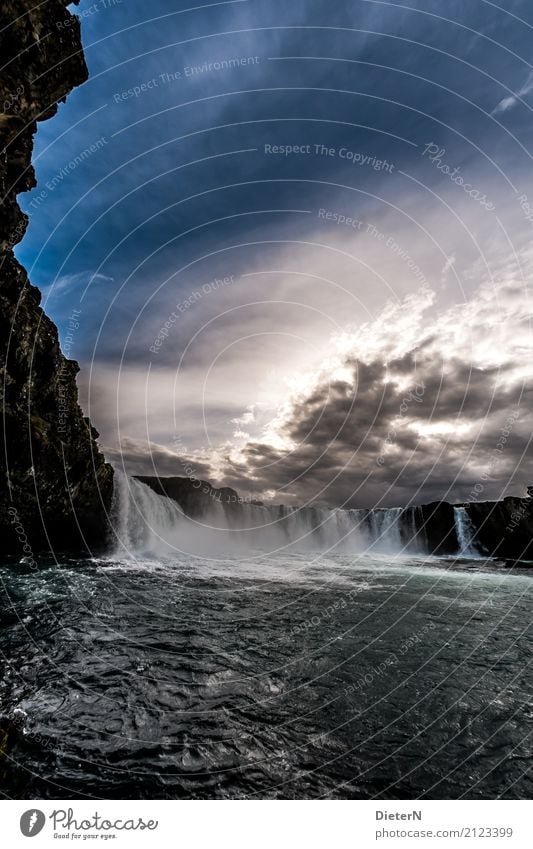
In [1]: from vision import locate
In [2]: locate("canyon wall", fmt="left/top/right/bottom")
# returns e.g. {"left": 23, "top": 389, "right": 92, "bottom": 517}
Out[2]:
{"left": 0, "top": 1, "right": 113, "bottom": 555}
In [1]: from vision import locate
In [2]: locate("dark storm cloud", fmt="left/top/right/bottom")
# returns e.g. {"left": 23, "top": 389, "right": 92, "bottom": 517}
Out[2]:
{"left": 105, "top": 436, "right": 213, "bottom": 479}
{"left": 214, "top": 346, "right": 532, "bottom": 508}
{"left": 87, "top": 271, "right": 532, "bottom": 508}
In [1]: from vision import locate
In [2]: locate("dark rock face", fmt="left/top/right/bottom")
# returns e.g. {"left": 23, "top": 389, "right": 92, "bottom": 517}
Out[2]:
{"left": 466, "top": 498, "right": 533, "bottom": 560}
{"left": 416, "top": 501, "right": 459, "bottom": 555}
{"left": 0, "top": 1, "right": 113, "bottom": 555}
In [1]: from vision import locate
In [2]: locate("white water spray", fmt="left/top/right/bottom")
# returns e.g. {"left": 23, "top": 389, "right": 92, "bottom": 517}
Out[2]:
{"left": 110, "top": 471, "right": 186, "bottom": 557}
{"left": 453, "top": 506, "right": 478, "bottom": 556}
{"left": 367, "top": 507, "right": 403, "bottom": 553}
{"left": 110, "top": 473, "right": 427, "bottom": 559}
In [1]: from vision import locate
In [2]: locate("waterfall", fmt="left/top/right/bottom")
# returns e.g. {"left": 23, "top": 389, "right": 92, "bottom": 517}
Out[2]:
{"left": 367, "top": 507, "right": 403, "bottom": 553}
{"left": 453, "top": 506, "right": 478, "bottom": 556}
{"left": 222, "top": 503, "right": 408, "bottom": 554}
{"left": 212, "top": 502, "right": 370, "bottom": 553}
{"left": 110, "top": 472, "right": 431, "bottom": 558}
{"left": 110, "top": 471, "right": 186, "bottom": 557}
{"left": 402, "top": 505, "right": 427, "bottom": 553}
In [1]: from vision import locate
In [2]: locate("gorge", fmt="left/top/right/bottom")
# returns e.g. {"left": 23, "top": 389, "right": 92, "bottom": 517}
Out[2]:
{"left": 1, "top": 1, "right": 531, "bottom": 565}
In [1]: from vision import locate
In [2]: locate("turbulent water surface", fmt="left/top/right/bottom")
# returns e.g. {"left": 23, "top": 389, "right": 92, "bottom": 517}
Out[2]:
{"left": 1, "top": 545, "right": 531, "bottom": 799}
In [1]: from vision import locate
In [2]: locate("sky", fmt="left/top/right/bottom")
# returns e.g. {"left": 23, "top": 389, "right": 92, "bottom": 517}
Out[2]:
{"left": 17, "top": 0, "right": 533, "bottom": 508}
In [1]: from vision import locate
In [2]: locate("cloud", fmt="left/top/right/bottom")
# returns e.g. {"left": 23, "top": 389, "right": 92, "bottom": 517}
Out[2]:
{"left": 84, "top": 259, "right": 532, "bottom": 509}
{"left": 41, "top": 271, "right": 114, "bottom": 305}
{"left": 441, "top": 253, "right": 456, "bottom": 287}
{"left": 207, "top": 276, "right": 533, "bottom": 507}
{"left": 104, "top": 436, "right": 213, "bottom": 480}
{"left": 492, "top": 71, "right": 533, "bottom": 115}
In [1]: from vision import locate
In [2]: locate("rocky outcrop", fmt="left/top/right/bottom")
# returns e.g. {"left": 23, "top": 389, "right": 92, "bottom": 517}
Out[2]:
{"left": 0, "top": 1, "right": 113, "bottom": 555}
{"left": 135, "top": 475, "right": 241, "bottom": 517}
{"left": 466, "top": 497, "right": 533, "bottom": 560}
{"left": 413, "top": 501, "right": 459, "bottom": 555}
{"left": 408, "top": 496, "right": 532, "bottom": 559}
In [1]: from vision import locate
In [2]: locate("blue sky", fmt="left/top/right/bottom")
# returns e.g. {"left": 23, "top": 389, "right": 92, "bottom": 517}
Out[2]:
{"left": 17, "top": 0, "right": 533, "bottom": 506}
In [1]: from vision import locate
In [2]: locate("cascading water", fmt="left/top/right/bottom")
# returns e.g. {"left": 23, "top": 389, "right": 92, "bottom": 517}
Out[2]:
{"left": 111, "top": 471, "right": 186, "bottom": 557}
{"left": 454, "top": 506, "right": 479, "bottom": 556}
{"left": 402, "top": 505, "right": 428, "bottom": 554}
{"left": 207, "top": 500, "right": 409, "bottom": 554}
{"left": 367, "top": 507, "right": 403, "bottom": 553}
{"left": 110, "top": 472, "right": 432, "bottom": 558}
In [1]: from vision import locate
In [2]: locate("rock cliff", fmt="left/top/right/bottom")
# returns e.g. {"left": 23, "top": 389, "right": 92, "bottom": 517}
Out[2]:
{"left": 135, "top": 475, "right": 241, "bottom": 517}
{"left": 0, "top": 0, "right": 113, "bottom": 555}
{"left": 466, "top": 497, "right": 533, "bottom": 560}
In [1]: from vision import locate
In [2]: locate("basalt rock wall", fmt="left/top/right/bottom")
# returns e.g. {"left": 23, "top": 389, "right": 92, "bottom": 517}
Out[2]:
{"left": 0, "top": 1, "right": 113, "bottom": 555}
{"left": 466, "top": 497, "right": 533, "bottom": 560}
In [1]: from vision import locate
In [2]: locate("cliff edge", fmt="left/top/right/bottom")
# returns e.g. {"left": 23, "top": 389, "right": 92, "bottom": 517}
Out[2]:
{"left": 0, "top": 0, "right": 113, "bottom": 554}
